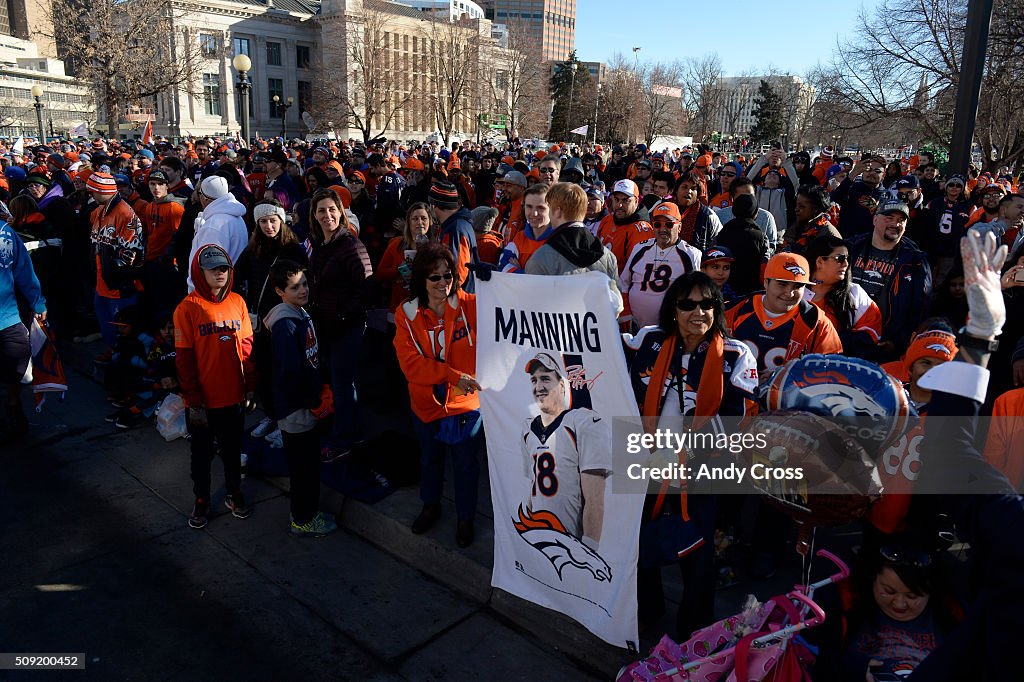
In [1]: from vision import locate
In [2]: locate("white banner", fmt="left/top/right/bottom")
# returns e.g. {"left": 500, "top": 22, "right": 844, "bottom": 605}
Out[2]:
{"left": 478, "top": 271, "right": 642, "bottom": 651}
{"left": 570, "top": 125, "right": 589, "bottom": 136}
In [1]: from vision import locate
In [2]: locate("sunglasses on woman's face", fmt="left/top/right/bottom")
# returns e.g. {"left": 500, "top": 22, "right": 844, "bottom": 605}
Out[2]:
{"left": 828, "top": 254, "right": 849, "bottom": 264}
{"left": 676, "top": 298, "right": 715, "bottom": 312}
{"left": 426, "top": 272, "right": 454, "bottom": 282}
{"left": 880, "top": 545, "right": 932, "bottom": 568}
{"left": 719, "top": 171, "right": 737, "bottom": 177}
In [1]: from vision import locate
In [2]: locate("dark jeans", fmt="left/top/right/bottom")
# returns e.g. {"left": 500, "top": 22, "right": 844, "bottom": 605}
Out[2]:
{"left": 283, "top": 428, "right": 321, "bottom": 524}
{"left": 637, "top": 493, "right": 718, "bottom": 638}
{"left": 142, "top": 259, "right": 180, "bottom": 317}
{"left": 188, "top": 403, "right": 244, "bottom": 500}
{"left": 322, "top": 324, "right": 364, "bottom": 449}
{"left": 412, "top": 413, "right": 481, "bottom": 521}
{"left": 94, "top": 292, "right": 139, "bottom": 349}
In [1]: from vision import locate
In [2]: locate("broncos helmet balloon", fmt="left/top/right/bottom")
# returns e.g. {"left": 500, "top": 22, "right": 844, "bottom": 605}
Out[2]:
{"left": 762, "top": 354, "right": 912, "bottom": 455}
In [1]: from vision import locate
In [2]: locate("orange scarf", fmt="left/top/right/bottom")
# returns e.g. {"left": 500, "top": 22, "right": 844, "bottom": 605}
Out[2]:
{"left": 641, "top": 332, "right": 725, "bottom": 520}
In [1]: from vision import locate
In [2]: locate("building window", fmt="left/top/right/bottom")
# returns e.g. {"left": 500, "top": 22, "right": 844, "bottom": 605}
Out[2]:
{"left": 297, "top": 81, "right": 312, "bottom": 113}
{"left": 200, "top": 33, "right": 218, "bottom": 57}
{"left": 296, "top": 45, "right": 311, "bottom": 69}
{"left": 268, "top": 77, "right": 284, "bottom": 115}
{"left": 203, "top": 73, "right": 221, "bottom": 115}
{"left": 267, "top": 42, "right": 282, "bottom": 66}
{"left": 495, "top": 70, "right": 509, "bottom": 91}
{"left": 233, "top": 37, "right": 250, "bottom": 57}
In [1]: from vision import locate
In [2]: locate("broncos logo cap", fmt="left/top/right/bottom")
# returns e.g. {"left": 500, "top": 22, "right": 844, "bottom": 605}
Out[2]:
{"left": 903, "top": 330, "right": 957, "bottom": 373}
{"left": 702, "top": 246, "right": 735, "bottom": 263}
{"left": 764, "top": 252, "right": 811, "bottom": 284}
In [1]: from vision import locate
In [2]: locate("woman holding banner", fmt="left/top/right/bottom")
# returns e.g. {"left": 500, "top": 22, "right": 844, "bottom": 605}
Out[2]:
{"left": 624, "top": 271, "right": 759, "bottom": 637}
{"left": 394, "top": 242, "right": 482, "bottom": 548}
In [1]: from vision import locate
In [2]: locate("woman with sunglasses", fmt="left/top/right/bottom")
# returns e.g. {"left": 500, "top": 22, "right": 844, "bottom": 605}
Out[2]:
{"left": 803, "top": 234, "right": 882, "bottom": 360}
{"left": 393, "top": 242, "right": 482, "bottom": 548}
{"left": 624, "top": 271, "right": 758, "bottom": 637}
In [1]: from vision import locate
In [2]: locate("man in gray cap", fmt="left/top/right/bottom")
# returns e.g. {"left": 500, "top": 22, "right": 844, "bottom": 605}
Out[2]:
{"left": 849, "top": 198, "right": 932, "bottom": 359}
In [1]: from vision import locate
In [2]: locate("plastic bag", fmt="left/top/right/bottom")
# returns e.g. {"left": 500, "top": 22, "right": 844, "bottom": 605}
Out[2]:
{"left": 156, "top": 393, "right": 188, "bottom": 441}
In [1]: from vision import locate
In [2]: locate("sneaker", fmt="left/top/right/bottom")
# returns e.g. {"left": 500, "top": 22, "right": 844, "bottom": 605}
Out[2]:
{"left": 290, "top": 511, "right": 338, "bottom": 537}
{"left": 115, "top": 410, "right": 147, "bottom": 430}
{"left": 320, "top": 446, "right": 351, "bottom": 463}
{"left": 188, "top": 499, "right": 209, "bottom": 529}
{"left": 224, "top": 492, "right": 251, "bottom": 519}
{"left": 265, "top": 430, "right": 283, "bottom": 449}
{"left": 250, "top": 416, "right": 276, "bottom": 438}
{"left": 105, "top": 409, "right": 126, "bottom": 423}
{"left": 110, "top": 397, "right": 135, "bottom": 409}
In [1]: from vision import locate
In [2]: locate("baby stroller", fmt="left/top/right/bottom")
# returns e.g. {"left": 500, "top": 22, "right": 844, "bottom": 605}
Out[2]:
{"left": 617, "top": 550, "right": 849, "bottom": 682}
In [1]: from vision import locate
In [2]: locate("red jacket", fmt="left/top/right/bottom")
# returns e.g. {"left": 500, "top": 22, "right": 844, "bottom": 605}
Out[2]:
{"left": 393, "top": 290, "right": 478, "bottom": 423}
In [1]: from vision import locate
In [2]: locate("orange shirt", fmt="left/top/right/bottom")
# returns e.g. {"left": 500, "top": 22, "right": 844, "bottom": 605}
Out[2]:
{"left": 173, "top": 291, "right": 253, "bottom": 409}
{"left": 476, "top": 230, "right": 503, "bottom": 266}
{"left": 597, "top": 215, "right": 653, "bottom": 274}
{"left": 984, "top": 387, "right": 1024, "bottom": 489}
{"left": 139, "top": 198, "right": 185, "bottom": 261}
{"left": 90, "top": 196, "right": 144, "bottom": 299}
{"left": 708, "top": 191, "right": 731, "bottom": 210}
{"left": 376, "top": 236, "right": 415, "bottom": 313}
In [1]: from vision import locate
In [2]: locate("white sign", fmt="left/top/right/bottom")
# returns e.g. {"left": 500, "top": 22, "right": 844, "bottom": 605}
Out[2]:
{"left": 477, "top": 271, "right": 642, "bottom": 651}
{"left": 302, "top": 111, "right": 316, "bottom": 132}
{"left": 570, "top": 125, "right": 589, "bottom": 136}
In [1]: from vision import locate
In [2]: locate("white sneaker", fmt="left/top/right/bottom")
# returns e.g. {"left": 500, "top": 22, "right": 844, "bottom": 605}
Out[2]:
{"left": 250, "top": 417, "right": 275, "bottom": 438}
{"left": 265, "top": 429, "right": 283, "bottom": 449}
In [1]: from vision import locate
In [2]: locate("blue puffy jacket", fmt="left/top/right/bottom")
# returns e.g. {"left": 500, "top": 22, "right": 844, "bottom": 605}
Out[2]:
{"left": 0, "top": 220, "right": 46, "bottom": 330}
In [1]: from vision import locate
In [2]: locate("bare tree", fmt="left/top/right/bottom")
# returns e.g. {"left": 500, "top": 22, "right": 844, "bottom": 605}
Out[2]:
{"left": 637, "top": 61, "right": 685, "bottom": 147}
{"left": 312, "top": 4, "right": 413, "bottom": 144}
{"left": 43, "top": 0, "right": 205, "bottom": 137}
{"left": 487, "top": 20, "right": 548, "bottom": 140}
{"left": 424, "top": 16, "right": 483, "bottom": 145}
{"left": 681, "top": 54, "right": 723, "bottom": 142}
{"left": 598, "top": 53, "right": 643, "bottom": 144}
{"left": 823, "top": 0, "right": 1024, "bottom": 170}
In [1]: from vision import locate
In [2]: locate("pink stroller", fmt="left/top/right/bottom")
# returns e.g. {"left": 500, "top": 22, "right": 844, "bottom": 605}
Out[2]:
{"left": 617, "top": 550, "right": 849, "bottom": 682}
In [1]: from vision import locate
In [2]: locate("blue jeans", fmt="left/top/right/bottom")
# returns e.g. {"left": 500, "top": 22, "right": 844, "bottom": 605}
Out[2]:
{"left": 94, "top": 292, "right": 139, "bottom": 349}
{"left": 413, "top": 413, "right": 481, "bottom": 521}
{"left": 323, "top": 323, "right": 364, "bottom": 449}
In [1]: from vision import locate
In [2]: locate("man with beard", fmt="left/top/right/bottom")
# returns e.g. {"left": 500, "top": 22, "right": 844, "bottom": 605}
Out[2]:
{"left": 849, "top": 199, "right": 932, "bottom": 360}
{"left": 597, "top": 179, "right": 653, "bottom": 273}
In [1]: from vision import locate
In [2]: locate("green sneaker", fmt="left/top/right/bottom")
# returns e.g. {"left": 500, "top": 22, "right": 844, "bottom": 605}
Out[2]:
{"left": 290, "top": 511, "right": 338, "bottom": 538}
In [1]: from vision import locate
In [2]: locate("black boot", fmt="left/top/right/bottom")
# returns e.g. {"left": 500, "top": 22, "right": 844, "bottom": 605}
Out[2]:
{"left": 411, "top": 504, "right": 441, "bottom": 534}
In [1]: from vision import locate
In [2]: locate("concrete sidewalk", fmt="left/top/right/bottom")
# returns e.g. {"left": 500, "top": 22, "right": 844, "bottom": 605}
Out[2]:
{"left": 0, "top": 342, "right": 603, "bottom": 681}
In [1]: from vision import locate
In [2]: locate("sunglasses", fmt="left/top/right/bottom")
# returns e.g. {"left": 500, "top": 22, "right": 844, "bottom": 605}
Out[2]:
{"left": 827, "top": 254, "right": 849, "bottom": 264}
{"left": 426, "top": 272, "right": 454, "bottom": 283}
{"left": 652, "top": 220, "right": 678, "bottom": 228}
{"left": 538, "top": 167, "right": 557, "bottom": 174}
{"left": 676, "top": 298, "right": 716, "bottom": 312}
{"left": 897, "top": 192, "right": 915, "bottom": 201}
{"left": 880, "top": 545, "right": 932, "bottom": 568}
{"left": 719, "top": 171, "right": 737, "bottom": 177}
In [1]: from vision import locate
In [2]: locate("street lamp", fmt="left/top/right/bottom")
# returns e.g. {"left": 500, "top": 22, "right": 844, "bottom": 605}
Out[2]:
{"left": 566, "top": 62, "right": 577, "bottom": 138}
{"left": 273, "top": 94, "right": 293, "bottom": 139}
{"left": 592, "top": 83, "right": 602, "bottom": 145}
{"left": 30, "top": 85, "right": 44, "bottom": 142}
{"left": 232, "top": 53, "right": 252, "bottom": 147}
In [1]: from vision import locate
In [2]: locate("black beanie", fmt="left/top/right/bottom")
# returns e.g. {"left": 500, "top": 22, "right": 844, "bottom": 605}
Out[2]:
{"left": 428, "top": 180, "right": 460, "bottom": 210}
{"left": 733, "top": 193, "right": 757, "bottom": 221}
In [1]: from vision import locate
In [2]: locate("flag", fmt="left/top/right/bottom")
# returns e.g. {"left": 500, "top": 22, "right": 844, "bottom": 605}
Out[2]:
{"left": 12, "top": 136, "right": 24, "bottom": 154}
{"left": 141, "top": 119, "right": 154, "bottom": 145}
{"left": 570, "top": 125, "right": 589, "bottom": 136}
{"left": 69, "top": 122, "right": 89, "bottom": 138}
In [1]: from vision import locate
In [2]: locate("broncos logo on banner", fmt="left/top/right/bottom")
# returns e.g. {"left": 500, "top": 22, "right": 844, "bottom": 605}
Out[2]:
{"left": 512, "top": 505, "right": 612, "bottom": 583}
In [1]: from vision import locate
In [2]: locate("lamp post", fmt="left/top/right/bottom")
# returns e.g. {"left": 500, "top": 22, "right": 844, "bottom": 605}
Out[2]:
{"left": 30, "top": 85, "right": 45, "bottom": 142}
{"left": 232, "top": 53, "right": 252, "bottom": 147}
{"left": 273, "top": 94, "right": 293, "bottom": 139}
{"left": 592, "top": 83, "right": 602, "bottom": 145}
{"left": 566, "top": 62, "right": 577, "bottom": 138}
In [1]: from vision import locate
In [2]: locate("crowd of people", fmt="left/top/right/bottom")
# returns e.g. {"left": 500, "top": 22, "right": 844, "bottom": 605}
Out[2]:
{"left": 2, "top": 132, "right": 1023, "bottom": 679}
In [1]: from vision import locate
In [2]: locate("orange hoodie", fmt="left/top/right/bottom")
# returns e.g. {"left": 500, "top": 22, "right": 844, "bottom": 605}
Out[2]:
{"left": 393, "top": 289, "right": 478, "bottom": 423}
{"left": 173, "top": 245, "right": 255, "bottom": 409}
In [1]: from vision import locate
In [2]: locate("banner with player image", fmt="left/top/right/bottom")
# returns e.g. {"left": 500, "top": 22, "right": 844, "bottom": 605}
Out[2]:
{"left": 477, "top": 270, "right": 643, "bottom": 651}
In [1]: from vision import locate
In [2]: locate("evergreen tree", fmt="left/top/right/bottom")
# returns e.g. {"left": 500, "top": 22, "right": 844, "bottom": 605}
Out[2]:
{"left": 548, "top": 50, "right": 594, "bottom": 141}
{"left": 748, "top": 79, "right": 784, "bottom": 144}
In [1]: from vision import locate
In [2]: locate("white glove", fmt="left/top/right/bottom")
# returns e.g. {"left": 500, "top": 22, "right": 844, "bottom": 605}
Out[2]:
{"left": 962, "top": 229, "right": 1008, "bottom": 339}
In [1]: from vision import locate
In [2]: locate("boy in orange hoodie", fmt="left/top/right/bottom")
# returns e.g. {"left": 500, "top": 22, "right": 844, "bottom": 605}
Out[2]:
{"left": 174, "top": 244, "right": 256, "bottom": 529}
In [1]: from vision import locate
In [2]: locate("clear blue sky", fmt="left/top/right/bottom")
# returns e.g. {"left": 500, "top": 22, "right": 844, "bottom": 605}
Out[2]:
{"left": 574, "top": 0, "right": 880, "bottom": 76}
